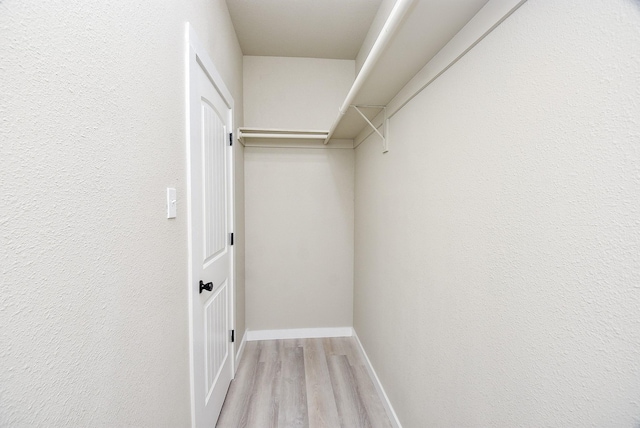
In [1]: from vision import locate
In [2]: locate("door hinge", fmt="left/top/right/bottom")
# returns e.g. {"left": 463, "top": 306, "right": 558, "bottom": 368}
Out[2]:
{"left": 230, "top": 232, "right": 234, "bottom": 246}
{"left": 230, "top": 329, "right": 235, "bottom": 343}
{"left": 229, "top": 132, "right": 233, "bottom": 146}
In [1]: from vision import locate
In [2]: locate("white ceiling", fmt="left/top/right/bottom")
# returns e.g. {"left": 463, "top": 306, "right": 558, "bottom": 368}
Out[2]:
{"left": 226, "top": 0, "right": 384, "bottom": 59}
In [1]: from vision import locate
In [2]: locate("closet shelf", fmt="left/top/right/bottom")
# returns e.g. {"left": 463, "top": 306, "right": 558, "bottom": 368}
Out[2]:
{"left": 238, "top": 1, "right": 524, "bottom": 150}
{"left": 238, "top": 127, "right": 328, "bottom": 142}
{"left": 237, "top": 127, "right": 352, "bottom": 149}
{"left": 324, "top": 0, "right": 525, "bottom": 149}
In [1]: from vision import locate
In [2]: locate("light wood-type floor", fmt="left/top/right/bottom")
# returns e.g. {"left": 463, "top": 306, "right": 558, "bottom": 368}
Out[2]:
{"left": 216, "top": 337, "right": 394, "bottom": 428}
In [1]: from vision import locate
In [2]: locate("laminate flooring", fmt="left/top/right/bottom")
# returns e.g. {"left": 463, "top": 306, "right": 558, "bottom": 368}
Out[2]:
{"left": 216, "top": 337, "right": 394, "bottom": 428}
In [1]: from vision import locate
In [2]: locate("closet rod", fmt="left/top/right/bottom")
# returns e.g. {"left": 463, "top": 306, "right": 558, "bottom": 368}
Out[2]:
{"left": 239, "top": 133, "right": 327, "bottom": 140}
{"left": 323, "top": 0, "right": 415, "bottom": 145}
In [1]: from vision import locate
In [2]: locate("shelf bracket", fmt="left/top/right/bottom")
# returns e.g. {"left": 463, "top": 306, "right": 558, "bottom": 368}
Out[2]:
{"left": 351, "top": 105, "right": 389, "bottom": 153}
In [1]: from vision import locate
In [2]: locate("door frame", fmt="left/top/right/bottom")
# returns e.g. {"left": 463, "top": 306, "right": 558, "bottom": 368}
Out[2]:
{"left": 185, "top": 22, "right": 235, "bottom": 428}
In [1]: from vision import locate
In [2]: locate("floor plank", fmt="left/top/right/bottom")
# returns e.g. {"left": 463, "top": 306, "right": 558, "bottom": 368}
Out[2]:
{"left": 245, "top": 361, "right": 281, "bottom": 428}
{"left": 327, "top": 355, "right": 371, "bottom": 428}
{"left": 352, "top": 364, "right": 394, "bottom": 428}
{"left": 216, "top": 341, "right": 260, "bottom": 428}
{"left": 277, "top": 346, "right": 308, "bottom": 428}
{"left": 259, "top": 340, "right": 281, "bottom": 363}
{"left": 216, "top": 337, "right": 393, "bottom": 428}
{"left": 324, "top": 337, "right": 360, "bottom": 366}
{"left": 303, "top": 338, "right": 342, "bottom": 428}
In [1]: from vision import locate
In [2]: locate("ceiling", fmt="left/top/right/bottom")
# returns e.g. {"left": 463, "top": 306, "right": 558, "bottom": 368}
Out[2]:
{"left": 226, "top": 0, "right": 384, "bottom": 59}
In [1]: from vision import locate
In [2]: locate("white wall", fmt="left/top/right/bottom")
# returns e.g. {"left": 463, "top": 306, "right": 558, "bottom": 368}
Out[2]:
{"left": 243, "top": 56, "right": 354, "bottom": 130}
{"left": 243, "top": 56, "right": 355, "bottom": 332}
{"left": 245, "top": 148, "right": 354, "bottom": 331}
{"left": 354, "top": 0, "right": 640, "bottom": 426}
{"left": 0, "top": 0, "right": 243, "bottom": 426}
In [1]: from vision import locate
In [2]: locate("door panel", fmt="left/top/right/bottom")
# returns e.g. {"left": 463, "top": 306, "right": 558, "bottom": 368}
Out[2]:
{"left": 202, "top": 100, "right": 227, "bottom": 263}
{"left": 189, "top": 41, "right": 234, "bottom": 427}
{"left": 204, "top": 281, "right": 228, "bottom": 400}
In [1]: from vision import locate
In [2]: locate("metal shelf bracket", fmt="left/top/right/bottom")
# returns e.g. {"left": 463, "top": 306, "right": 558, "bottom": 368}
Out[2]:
{"left": 351, "top": 105, "right": 389, "bottom": 153}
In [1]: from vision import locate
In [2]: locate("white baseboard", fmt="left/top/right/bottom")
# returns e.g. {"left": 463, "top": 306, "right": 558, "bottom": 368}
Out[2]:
{"left": 234, "top": 328, "right": 248, "bottom": 374}
{"left": 353, "top": 331, "right": 403, "bottom": 428}
{"left": 246, "top": 327, "right": 354, "bottom": 341}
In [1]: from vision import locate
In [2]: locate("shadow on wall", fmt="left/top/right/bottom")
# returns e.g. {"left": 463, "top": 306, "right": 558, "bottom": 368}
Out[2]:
{"left": 327, "top": 149, "right": 356, "bottom": 219}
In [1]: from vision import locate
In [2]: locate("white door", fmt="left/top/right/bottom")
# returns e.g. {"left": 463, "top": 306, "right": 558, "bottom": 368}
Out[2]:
{"left": 187, "top": 27, "right": 234, "bottom": 428}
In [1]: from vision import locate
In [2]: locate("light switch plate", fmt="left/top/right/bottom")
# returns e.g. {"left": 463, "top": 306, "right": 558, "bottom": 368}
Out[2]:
{"left": 167, "top": 188, "right": 177, "bottom": 219}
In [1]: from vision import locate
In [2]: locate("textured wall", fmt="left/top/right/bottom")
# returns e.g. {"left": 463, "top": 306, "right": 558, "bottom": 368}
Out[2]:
{"left": 354, "top": 0, "right": 640, "bottom": 426}
{"left": 243, "top": 56, "right": 354, "bottom": 130}
{"left": 0, "top": 0, "right": 243, "bottom": 426}
{"left": 245, "top": 148, "right": 354, "bottom": 331}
